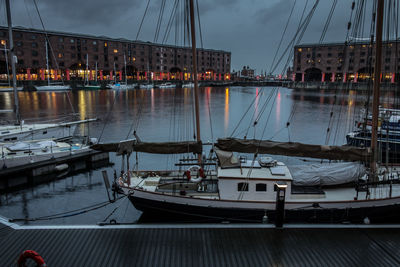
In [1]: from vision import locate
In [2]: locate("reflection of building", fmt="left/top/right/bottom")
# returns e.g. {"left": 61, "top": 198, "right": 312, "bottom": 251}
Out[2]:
{"left": 0, "top": 26, "right": 231, "bottom": 81}
{"left": 292, "top": 41, "right": 400, "bottom": 83}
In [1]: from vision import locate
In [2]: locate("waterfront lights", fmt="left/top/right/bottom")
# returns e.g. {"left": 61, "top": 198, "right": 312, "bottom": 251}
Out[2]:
{"left": 0, "top": 40, "right": 5, "bottom": 45}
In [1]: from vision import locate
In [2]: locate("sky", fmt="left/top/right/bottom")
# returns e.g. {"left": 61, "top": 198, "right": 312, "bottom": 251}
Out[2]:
{"left": 0, "top": 0, "right": 372, "bottom": 74}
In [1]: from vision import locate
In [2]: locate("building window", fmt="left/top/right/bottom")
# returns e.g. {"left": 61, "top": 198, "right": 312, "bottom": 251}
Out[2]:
{"left": 93, "top": 41, "right": 97, "bottom": 45}
{"left": 32, "top": 50, "right": 38, "bottom": 56}
{"left": 256, "top": 183, "right": 267, "bottom": 192}
{"left": 104, "top": 42, "right": 108, "bottom": 47}
{"left": 327, "top": 67, "right": 331, "bottom": 71}
{"left": 15, "top": 32, "right": 22, "bottom": 38}
{"left": 327, "top": 53, "right": 332, "bottom": 57}
{"left": 113, "top": 49, "right": 118, "bottom": 53}
{"left": 58, "top": 53, "right": 63, "bottom": 58}
{"left": 59, "top": 37, "right": 64, "bottom": 42}
{"left": 114, "top": 56, "right": 118, "bottom": 61}
{"left": 385, "top": 58, "right": 391, "bottom": 63}
{"left": 31, "top": 35, "right": 36, "bottom": 40}
{"left": 70, "top": 39, "right": 75, "bottom": 43}
{"left": 237, "top": 183, "right": 249, "bottom": 192}
{"left": 16, "top": 41, "right": 23, "bottom": 47}
{"left": 59, "top": 62, "right": 64, "bottom": 67}
{"left": 32, "top": 60, "right": 39, "bottom": 66}
{"left": 18, "top": 59, "right": 24, "bottom": 65}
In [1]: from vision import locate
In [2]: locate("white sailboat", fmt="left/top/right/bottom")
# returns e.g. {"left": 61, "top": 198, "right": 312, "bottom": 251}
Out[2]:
{"left": 93, "top": 0, "right": 400, "bottom": 224}
{"left": 35, "top": 40, "right": 70, "bottom": 91}
{"left": 107, "top": 55, "right": 136, "bottom": 90}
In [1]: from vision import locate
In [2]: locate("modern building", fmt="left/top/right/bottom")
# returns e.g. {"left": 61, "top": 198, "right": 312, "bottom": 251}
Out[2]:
{"left": 0, "top": 26, "right": 231, "bottom": 82}
{"left": 292, "top": 41, "right": 400, "bottom": 83}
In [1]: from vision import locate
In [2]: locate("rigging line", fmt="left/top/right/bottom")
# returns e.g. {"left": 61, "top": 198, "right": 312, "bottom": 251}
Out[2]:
{"left": 98, "top": 90, "right": 121, "bottom": 142}
{"left": 195, "top": 0, "right": 204, "bottom": 49}
{"left": 230, "top": 93, "right": 261, "bottom": 137}
{"left": 272, "top": 0, "right": 318, "bottom": 74}
{"left": 32, "top": 0, "right": 76, "bottom": 116}
{"left": 268, "top": 0, "right": 297, "bottom": 74}
{"left": 24, "top": 0, "right": 34, "bottom": 28}
{"left": 319, "top": 0, "right": 337, "bottom": 43}
{"left": 161, "top": 0, "right": 179, "bottom": 44}
{"left": 280, "top": 0, "right": 309, "bottom": 77}
{"left": 136, "top": 0, "right": 151, "bottom": 41}
{"left": 154, "top": 0, "right": 166, "bottom": 43}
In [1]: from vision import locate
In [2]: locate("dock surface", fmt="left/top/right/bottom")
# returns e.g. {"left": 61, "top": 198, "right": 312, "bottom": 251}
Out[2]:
{"left": 1, "top": 217, "right": 400, "bottom": 266}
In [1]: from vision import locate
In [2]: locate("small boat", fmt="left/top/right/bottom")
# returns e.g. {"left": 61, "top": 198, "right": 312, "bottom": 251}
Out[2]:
{"left": 159, "top": 82, "right": 176, "bottom": 89}
{"left": 0, "top": 137, "right": 95, "bottom": 169}
{"left": 107, "top": 82, "right": 137, "bottom": 90}
{"left": 139, "top": 83, "right": 154, "bottom": 89}
{"left": 35, "top": 40, "right": 70, "bottom": 91}
{"left": 182, "top": 82, "right": 194, "bottom": 88}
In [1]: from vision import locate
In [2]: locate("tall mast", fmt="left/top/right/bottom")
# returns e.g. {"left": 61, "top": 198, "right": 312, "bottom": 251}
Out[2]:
{"left": 5, "top": 0, "right": 20, "bottom": 125}
{"left": 189, "top": 0, "right": 201, "bottom": 161}
{"left": 95, "top": 61, "right": 98, "bottom": 83}
{"left": 45, "top": 40, "right": 50, "bottom": 85}
{"left": 124, "top": 53, "right": 127, "bottom": 84}
{"left": 370, "top": 0, "right": 384, "bottom": 179}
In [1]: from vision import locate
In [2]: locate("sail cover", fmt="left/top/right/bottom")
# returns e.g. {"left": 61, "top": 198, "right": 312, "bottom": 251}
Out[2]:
{"left": 91, "top": 139, "right": 202, "bottom": 155}
{"left": 216, "top": 138, "right": 370, "bottom": 162}
{"left": 289, "top": 162, "right": 366, "bottom": 186}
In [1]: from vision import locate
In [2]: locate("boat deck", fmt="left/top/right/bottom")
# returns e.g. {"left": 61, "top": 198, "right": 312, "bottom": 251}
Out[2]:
{"left": 2, "top": 216, "right": 400, "bottom": 266}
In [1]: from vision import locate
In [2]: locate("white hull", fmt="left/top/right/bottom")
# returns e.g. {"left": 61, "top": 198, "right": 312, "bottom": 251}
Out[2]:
{"left": 108, "top": 84, "right": 137, "bottom": 90}
{"left": 139, "top": 84, "right": 154, "bottom": 89}
{"left": 35, "top": 85, "right": 71, "bottom": 91}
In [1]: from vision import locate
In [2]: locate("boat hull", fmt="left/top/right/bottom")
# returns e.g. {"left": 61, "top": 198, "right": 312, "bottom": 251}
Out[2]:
{"left": 129, "top": 190, "right": 400, "bottom": 223}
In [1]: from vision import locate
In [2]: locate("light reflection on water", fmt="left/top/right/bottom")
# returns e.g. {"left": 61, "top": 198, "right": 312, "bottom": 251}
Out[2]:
{"left": 0, "top": 86, "right": 390, "bottom": 225}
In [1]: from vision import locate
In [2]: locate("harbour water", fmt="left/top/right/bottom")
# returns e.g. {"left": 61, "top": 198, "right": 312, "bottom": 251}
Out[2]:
{"left": 0, "top": 86, "right": 396, "bottom": 225}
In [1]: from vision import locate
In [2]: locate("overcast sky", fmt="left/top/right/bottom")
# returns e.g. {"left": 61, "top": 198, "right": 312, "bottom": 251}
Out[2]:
{"left": 0, "top": 0, "right": 371, "bottom": 74}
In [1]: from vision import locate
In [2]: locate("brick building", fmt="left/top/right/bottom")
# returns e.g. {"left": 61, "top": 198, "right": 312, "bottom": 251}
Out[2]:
{"left": 0, "top": 26, "right": 231, "bottom": 82}
{"left": 292, "top": 41, "right": 400, "bottom": 83}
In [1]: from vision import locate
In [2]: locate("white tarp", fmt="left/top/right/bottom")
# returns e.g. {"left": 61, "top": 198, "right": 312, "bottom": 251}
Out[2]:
{"left": 288, "top": 162, "right": 366, "bottom": 186}
{"left": 5, "top": 140, "right": 58, "bottom": 151}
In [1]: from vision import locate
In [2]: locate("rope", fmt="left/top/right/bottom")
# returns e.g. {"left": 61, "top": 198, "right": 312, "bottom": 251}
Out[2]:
{"left": 9, "top": 196, "right": 125, "bottom": 222}
{"left": 136, "top": 0, "right": 151, "bottom": 41}
{"left": 32, "top": 0, "right": 76, "bottom": 117}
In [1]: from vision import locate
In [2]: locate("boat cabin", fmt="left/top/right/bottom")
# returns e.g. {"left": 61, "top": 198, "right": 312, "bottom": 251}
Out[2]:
{"left": 216, "top": 150, "right": 293, "bottom": 201}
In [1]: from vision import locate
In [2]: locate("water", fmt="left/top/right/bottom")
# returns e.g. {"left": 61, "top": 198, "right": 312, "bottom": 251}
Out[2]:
{"left": 0, "top": 86, "right": 396, "bottom": 225}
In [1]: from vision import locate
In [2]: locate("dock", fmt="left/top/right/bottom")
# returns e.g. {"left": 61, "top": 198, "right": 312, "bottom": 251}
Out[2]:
{"left": 0, "top": 150, "right": 109, "bottom": 191}
{"left": 1, "top": 216, "right": 400, "bottom": 266}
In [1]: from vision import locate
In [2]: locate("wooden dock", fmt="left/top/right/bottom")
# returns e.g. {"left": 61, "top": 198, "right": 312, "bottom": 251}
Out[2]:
{"left": 1, "top": 216, "right": 400, "bottom": 266}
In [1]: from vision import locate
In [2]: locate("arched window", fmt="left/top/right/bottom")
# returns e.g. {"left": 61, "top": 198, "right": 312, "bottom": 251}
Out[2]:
{"left": 237, "top": 182, "right": 249, "bottom": 192}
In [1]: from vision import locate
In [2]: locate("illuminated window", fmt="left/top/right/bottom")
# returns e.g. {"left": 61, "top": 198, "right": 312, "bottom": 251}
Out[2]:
{"left": 132, "top": 57, "right": 136, "bottom": 62}
{"left": 1, "top": 40, "right": 6, "bottom": 45}
{"left": 114, "top": 49, "right": 118, "bottom": 53}
{"left": 104, "top": 42, "right": 108, "bottom": 47}
{"left": 297, "top": 48, "right": 302, "bottom": 52}
{"left": 58, "top": 53, "right": 63, "bottom": 58}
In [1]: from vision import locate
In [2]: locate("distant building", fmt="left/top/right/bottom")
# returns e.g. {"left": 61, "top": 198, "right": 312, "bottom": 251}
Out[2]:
{"left": 240, "top": 66, "right": 255, "bottom": 79}
{"left": 292, "top": 41, "right": 400, "bottom": 83}
{"left": 0, "top": 26, "right": 231, "bottom": 81}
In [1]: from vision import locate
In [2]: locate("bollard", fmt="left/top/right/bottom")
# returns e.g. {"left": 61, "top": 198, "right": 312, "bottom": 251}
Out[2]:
{"left": 274, "top": 181, "right": 287, "bottom": 228}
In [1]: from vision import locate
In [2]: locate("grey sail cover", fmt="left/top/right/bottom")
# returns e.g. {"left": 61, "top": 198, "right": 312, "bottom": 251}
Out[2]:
{"left": 289, "top": 162, "right": 366, "bottom": 186}
{"left": 216, "top": 138, "right": 370, "bottom": 162}
{"left": 91, "top": 139, "right": 202, "bottom": 155}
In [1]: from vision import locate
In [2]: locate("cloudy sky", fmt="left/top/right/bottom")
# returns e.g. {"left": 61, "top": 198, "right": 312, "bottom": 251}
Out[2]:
{"left": 0, "top": 0, "right": 372, "bottom": 74}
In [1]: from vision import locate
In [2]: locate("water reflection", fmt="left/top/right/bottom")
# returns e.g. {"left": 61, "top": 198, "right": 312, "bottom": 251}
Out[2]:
{"left": 0, "top": 86, "right": 396, "bottom": 225}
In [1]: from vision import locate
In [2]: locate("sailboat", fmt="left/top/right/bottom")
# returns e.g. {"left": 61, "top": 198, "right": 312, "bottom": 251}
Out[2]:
{"left": 76, "top": 54, "right": 101, "bottom": 90}
{"left": 93, "top": 0, "right": 400, "bottom": 223}
{"left": 35, "top": 40, "right": 71, "bottom": 91}
{"left": 107, "top": 55, "right": 136, "bottom": 90}
{"left": 0, "top": 0, "right": 96, "bottom": 142}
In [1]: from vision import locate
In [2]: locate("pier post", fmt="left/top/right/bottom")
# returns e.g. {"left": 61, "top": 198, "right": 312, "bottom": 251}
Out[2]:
{"left": 343, "top": 73, "right": 347, "bottom": 83}
{"left": 27, "top": 68, "right": 31, "bottom": 80}
{"left": 321, "top": 72, "right": 325, "bottom": 82}
{"left": 274, "top": 182, "right": 287, "bottom": 228}
{"left": 331, "top": 72, "right": 335, "bottom": 82}
{"left": 301, "top": 72, "right": 305, "bottom": 82}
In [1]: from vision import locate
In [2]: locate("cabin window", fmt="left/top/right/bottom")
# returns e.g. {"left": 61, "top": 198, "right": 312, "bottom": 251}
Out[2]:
{"left": 256, "top": 184, "right": 267, "bottom": 192}
{"left": 237, "top": 183, "right": 249, "bottom": 192}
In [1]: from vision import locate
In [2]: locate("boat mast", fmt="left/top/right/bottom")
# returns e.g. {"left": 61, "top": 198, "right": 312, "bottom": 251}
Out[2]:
{"left": 370, "top": 0, "right": 384, "bottom": 180}
{"left": 189, "top": 0, "right": 201, "bottom": 162}
{"left": 5, "top": 0, "right": 20, "bottom": 125}
{"left": 124, "top": 53, "right": 127, "bottom": 84}
{"left": 45, "top": 40, "right": 50, "bottom": 86}
{"left": 85, "top": 53, "right": 89, "bottom": 85}
{"left": 95, "top": 61, "right": 98, "bottom": 83}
